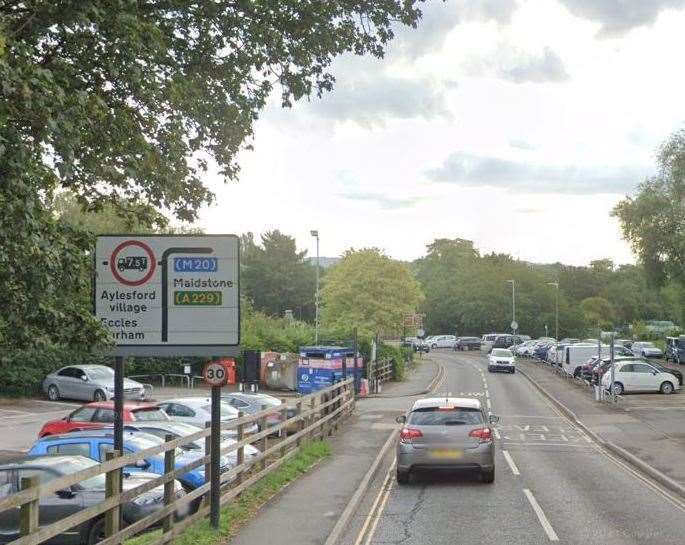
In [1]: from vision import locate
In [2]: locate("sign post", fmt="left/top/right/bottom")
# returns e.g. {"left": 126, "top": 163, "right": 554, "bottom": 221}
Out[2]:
{"left": 95, "top": 235, "right": 240, "bottom": 531}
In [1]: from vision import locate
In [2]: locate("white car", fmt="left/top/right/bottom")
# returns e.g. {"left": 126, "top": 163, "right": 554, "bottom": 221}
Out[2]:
{"left": 156, "top": 397, "right": 259, "bottom": 436}
{"left": 602, "top": 361, "right": 680, "bottom": 395}
{"left": 630, "top": 341, "right": 664, "bottom": 359}
{"left": 429, "top": 335, "right": 457, "bottom": 349}
{"left": 488, "top": 349, "right": 516, "bottom": 373}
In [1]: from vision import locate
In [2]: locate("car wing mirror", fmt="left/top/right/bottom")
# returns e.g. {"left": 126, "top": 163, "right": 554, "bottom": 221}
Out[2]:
{"left": 395, "top": 415, "right": 406, "bottom": 424}
{"left": 488, "top": 414, "right": 500, "bottom": 425}
{"left": 81, "top": 375, "right": 88, "bottom": 382}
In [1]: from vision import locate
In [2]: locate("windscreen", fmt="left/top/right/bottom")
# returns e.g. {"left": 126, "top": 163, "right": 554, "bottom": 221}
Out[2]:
{"left": 492, "top": 349, "right": 513, "bottom": 357}
{"left": 133, "top": 408, "right": 168, "bottom": 421}
{"left": 85, "top": 366, "right": 114, "bottom": 380}
{"left": 407, "top": 407, "right": 483, "bottom": 426}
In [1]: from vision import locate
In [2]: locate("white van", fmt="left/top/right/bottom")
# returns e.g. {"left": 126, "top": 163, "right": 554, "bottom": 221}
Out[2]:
{"left": 562, "top": 344, "right": 610, "bottom": 376}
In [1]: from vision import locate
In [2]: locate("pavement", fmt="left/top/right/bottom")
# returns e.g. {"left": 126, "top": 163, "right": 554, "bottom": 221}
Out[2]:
{"left": 518, "top": 358, "right": 685, "bottom": 485}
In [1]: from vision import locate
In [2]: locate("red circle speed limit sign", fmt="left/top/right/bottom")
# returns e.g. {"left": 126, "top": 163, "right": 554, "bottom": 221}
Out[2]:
{"left": 203, "top": 361, "right": 228, "bottom": 386}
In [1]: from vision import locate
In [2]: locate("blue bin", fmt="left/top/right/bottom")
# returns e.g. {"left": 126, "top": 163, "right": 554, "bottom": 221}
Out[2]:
{"left": 297, "top": 366, "right": 362, "bottom": 394}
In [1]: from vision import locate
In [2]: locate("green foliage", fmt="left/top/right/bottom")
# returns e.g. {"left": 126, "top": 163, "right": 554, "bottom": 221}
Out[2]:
{"left": 376, "top": 343, "right": 412, "bottom": 381}
{"left": 580, "top": 297, "right": 615, "bottom": 330}
{"left": 321, "top": 249, "right": 424, "bottom": 339}
{"left": 125, "top": 440, "right": 331, "bottom": 545}
{"left": 613, "top": 129, "right": 685, "bottom": 287}
{"left": 241, "top": 231, "right": 316, "bottom": 321}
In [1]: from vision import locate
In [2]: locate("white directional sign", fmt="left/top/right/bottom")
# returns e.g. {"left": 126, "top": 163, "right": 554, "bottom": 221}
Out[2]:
{"left": 95, "top": 235, "right": 239, "bottom": 356}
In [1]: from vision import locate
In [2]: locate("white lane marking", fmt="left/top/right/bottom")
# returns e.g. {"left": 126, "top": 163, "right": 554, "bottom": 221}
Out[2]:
{"left": 363, "top": 467, "right": 395, "bottom": 545}
{"left": 493, "top": 428, "right": 501, "bottom": 439}
{"left": 353, "top": 461, "right": 395, "bottom": 545}
{"left": 502, "top": 450, "right": 520, "bottom": 475}
{"left": 486, "top": 398, "right": 492, "bottom": 410}
{"left": 0, "top": 409, "right": 32, "bottom": 415}
{"left": 523, "top": 489, "right": 559, "bottom": 541}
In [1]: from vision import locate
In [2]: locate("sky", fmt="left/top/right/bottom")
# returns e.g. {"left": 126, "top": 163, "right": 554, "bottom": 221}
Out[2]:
{"left": 194, "top": 0, "right": 685, "bottom": 266}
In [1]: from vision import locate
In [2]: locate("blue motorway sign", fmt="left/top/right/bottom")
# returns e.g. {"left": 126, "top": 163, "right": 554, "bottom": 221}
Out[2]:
{"left": 174, "top": 256, "right": 218, "bottom": 272}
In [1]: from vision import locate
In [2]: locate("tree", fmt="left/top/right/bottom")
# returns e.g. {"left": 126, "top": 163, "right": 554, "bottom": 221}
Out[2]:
{"left": 613, "top": 129, "right": 685, "bottom": 286}
{"left": 1, "top": 1, "right": 425, "bottom": 349}
{"left": 580, "top": 297, "right": 615, "bottom": 331}
{"left": 321, "top": 249, "right": 424, "bottom": 339}
{"left": 241, "top": 230, "right": 316, "bottom": 320}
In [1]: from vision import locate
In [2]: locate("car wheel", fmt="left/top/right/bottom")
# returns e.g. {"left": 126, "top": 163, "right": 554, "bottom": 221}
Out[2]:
{"left": 482, "top": 468, "right": 495, "bottom": 484}
{"left": 611, "top": 382, "right": 624, "bottom": 396}
{"left": 93, "top": 389, "right": 107, "bottom": 402}
{"left": 660, "top": 381, "right": 675, "bottom": 395}
{"left": 488, "top": 366, "right": 493, "bottom": 373}
{"left": 396, "top": 470, "right": 410, "bottom": 485}
{"left": 47, "top": 385, "right": 60, "bottom": 401}
{"left": 510, "top": 368, "right": 515, "bottom": 374}
{"left": 87, "top": 519, "right": 105, "bottom": 545}
{"left": 431, "top": 344, "right": 437, "bottom": 349}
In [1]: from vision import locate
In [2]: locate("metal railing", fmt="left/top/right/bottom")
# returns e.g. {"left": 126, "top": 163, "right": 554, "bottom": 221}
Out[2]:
{"left": 0, "top": 379, "right": 355, "bottom": 545}
{"left": 129, "top": 374, "right": 191, "bottom": 389}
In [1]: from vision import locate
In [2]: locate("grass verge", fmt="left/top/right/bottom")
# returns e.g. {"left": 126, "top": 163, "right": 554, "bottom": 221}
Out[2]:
{"left": 126, "top": 440, "right": 331, "bottom": 545}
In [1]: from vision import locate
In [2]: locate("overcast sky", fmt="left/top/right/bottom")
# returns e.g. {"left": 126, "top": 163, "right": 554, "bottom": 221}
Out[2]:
{"left": 195, "top": 0, "right": 685, "bottom": 266}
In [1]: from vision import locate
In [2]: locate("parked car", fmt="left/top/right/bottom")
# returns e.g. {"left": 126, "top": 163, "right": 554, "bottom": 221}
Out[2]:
{"left": 156, "top": 398, "right": 259, "bottom": 436}
{"left": 650, "top": 363, "right": 684, "bottom": 386}
{"left": 428, "top": 335, "right": 457, "bottom": 349}
{"left": 630, "top": 341, "right": 664, "bottom": 359}
{"left": 395, "top": 397, "right": 498, "bottom": 485}
{"left": 222, "top": 392, "right": 294, "bottom": 432}
{"left": 122, "top": 421, "right": 261, "bottom": 466}
{"left": 0, "top": 454, "right": 185, "bottom": 545}
{"left": 513, "top": 340, "right": 537, "bottom": 357}
{"left": 43, "top": 365, "right": 146, "bottom": 402}
{"left": 453, "top": 337, "right": 481, "bottom": 351}
{"left": 490, "top": 335, "right": 516, "bottom": 352}
{"left": 488, "top": 348, "right": 516, "bottom": 373}
{"left": 533, "top": 341, "right": 554, "bottom": 360}
{"left": 480, "top": 334, "right": 499, "bottom": 353}
{"left": 38, "top": 401, "right": 169, "bottom": 437}
{"left": 28, "top": 430, "right": 223, "bottom": 491}
{"left": 602, "top": 361, "right": 680, "bottom": 395}
{"left": 665, "top": 336, "right": 685, "bottom": 364}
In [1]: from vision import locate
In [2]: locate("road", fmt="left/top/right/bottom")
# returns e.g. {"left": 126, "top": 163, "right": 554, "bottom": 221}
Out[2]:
{"left": 344, "top": 350, "right": 685, "bottom": 545}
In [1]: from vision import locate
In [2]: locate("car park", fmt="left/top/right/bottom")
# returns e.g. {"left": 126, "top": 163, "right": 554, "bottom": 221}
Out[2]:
{"left": 38, "top": 401, "right": 169, "bottom": 437}
{"left": 156, "top": 398, "right": 259, "bottom": 436}
{"left": 488, "top": 348, "right": 516, "bottom": 373}
{"left": 601, "top": 361, "right": 680, "bottom": 395}
{"left": 665, "top": 336, "right": 685, "bottom": 364}
{"left": 395, "top": 397, "right": 498, "bottom": 485}
{"left": 43, "top": 365, "right": 146, "bottom": 402}
{"left": 28, "top": 430, "right": 220, "bottom": 491}
{"left": 630, "top": 341, "right": 664, "bottom": 359}
{"left": 0, "top": 454, "right": 184, "bottom": 545}
{"left": 453, "top": 337, "right": 481, "bottom": 351}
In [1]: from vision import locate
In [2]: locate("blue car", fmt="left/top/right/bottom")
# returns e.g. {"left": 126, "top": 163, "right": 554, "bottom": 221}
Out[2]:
{"left": 28, "top": 430, "right": 208, "bottom": 490}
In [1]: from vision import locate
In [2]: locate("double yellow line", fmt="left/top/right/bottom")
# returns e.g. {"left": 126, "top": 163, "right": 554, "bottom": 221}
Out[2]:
{"left": 352, "top": 461, "right": 397, "bottom": 545}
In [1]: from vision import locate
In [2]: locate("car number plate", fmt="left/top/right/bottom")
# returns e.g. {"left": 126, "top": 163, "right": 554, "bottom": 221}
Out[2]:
{"left": 430, "top": 449, "right": 462, "bottom": 459}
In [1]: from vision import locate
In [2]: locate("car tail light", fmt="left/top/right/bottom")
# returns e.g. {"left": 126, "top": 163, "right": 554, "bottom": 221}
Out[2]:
{"left": 399, "top": 427, "right": 422, "bottom": 443}
{"left": 469, "top": 427, "right": 492, "bottom": 442}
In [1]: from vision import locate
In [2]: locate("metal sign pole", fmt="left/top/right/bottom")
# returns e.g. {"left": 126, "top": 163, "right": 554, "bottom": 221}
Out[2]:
{"left": 610, "top": 332, "right": 616, "bottom": 403}
{"left": 113, "top": 356, "right": 124, "bottom": 455}
{"left": 210, "top": 384, "right": 221, "bottom": 528}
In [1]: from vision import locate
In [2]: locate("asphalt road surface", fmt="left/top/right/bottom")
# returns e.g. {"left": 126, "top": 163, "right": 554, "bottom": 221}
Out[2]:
{"left": 345, "top": 350, "right": 685, "bottom": 545}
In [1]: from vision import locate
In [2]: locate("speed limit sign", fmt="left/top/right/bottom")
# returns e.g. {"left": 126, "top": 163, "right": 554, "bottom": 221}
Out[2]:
{"left": 203, "top": 361, "right": 228, "bottom": 387}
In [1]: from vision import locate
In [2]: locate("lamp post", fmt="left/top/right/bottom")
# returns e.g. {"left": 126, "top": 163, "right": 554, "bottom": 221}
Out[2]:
{"left": 310, "top": 230, "right": 320, "bottom": 344}
{"left": 547, "top": 281, "right": 559, "bottom": 341}
{"left": 506, "top": 279, "right": 516, "bottom": 335}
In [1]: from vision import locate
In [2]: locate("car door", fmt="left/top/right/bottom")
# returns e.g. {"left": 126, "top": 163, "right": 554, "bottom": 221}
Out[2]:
{"left": 55, "top": 367, "right": 80, "bottom": 399}
{"left": 69, "top": 368, "right": 92, "bottom": 401}
{"left": 632, "top": 363, "right": 659, "bottom": 391}
{"left": 615, "top": 364, "right": 637, "bottom": 391}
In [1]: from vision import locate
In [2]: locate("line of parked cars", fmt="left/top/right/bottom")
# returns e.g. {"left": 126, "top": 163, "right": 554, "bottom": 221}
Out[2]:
{"left": 1, "top": 367, "right": 293, "bottom": 545}
{"left": 516, "top": 337, "right": 684, "bottom": 395}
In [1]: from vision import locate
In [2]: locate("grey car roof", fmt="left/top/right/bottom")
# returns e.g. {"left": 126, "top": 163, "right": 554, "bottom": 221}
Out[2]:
{"left": 411, "top": 397, "right": 481, "bottom": 410}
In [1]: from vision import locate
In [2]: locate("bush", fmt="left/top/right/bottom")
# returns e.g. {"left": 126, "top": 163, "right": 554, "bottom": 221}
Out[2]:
{"left": 376, "top": 342, "right": 413, "bottom": 382}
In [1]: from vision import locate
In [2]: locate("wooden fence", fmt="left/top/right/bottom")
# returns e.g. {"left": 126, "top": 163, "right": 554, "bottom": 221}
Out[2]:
{"left": 0, "top": 378, "right": 355, "bottom": 545}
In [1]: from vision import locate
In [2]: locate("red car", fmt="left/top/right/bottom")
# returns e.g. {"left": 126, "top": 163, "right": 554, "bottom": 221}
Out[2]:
{"left": 38, "top": 401, "right": 169, "bottom": 437}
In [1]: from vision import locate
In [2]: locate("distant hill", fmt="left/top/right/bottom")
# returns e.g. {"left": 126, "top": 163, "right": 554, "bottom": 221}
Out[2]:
{"left": 305, "top": 256, "right": 340, "bottom": 269}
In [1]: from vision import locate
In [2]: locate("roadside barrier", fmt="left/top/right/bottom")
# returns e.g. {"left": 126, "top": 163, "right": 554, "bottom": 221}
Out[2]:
{"left": 0, "top": 378, "right": 355, "bottom": 545}
{"left": 368, "top": 359, "right": 393, "bottom": 394}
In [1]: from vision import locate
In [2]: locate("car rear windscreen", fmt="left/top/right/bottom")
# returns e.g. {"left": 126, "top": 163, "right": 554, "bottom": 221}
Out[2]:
{"left": 408, "top": 407, "right": 483, "bottom": 426}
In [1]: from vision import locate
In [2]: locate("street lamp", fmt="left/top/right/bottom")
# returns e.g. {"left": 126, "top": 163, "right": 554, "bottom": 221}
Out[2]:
{"left": 546, "top": 281, "right": 559, "bottom": 341}
{"left": 506, "top": 279, "right": 516, "bottom": 335}
{"left": 310, "top": 230, "right": 320, "bottom": 345}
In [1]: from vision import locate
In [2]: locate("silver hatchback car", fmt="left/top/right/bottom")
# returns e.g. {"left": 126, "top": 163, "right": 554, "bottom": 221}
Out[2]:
{"left": 395, "top": 397, "right": 498, "bottom": 484}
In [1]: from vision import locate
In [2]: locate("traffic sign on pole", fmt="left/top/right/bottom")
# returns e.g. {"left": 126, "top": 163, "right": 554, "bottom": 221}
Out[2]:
{"left": 95, "top": 235, "right": 240, "bottom": 357}
{"left": 511, "top": 320, "right": 518, "bottom": 332}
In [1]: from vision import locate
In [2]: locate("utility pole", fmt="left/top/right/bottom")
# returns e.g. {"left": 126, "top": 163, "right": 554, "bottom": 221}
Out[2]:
{"left": 507, "top": 279, "right": 516, "bottom": 335}
{"left": 310, "top": 230, "right": 320, "bottom": 344}
{"left": 546, "top": 281, "right": 559, "bottom": 341}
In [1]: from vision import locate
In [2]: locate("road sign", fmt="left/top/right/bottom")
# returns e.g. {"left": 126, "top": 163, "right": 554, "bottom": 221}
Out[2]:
{"left": 203, "top": 361, "right": 229, "bottom": 386}
{"left": 417, "top": 328, "right": 426, "bottom": 338}
{"left": 511, "top": 321, "right": 518, "bottom": 331}
{"left": 95, "top": 235, "right": 240, "bottom": 356}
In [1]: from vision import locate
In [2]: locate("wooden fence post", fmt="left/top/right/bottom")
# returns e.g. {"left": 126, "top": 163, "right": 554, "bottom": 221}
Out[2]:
{"left": 259, "top": 405, "right": 268, "bottom": 471}
{"left": 19, "top": 476, "right": 39, "bottom": 538}
{"left": 163, "top": 435, "right": 176, "bottom": 537}
{"left": 236, "top": 411, "right": 244, "bottom": 485}
{"left": 280, "top": 398, "right": 288, "bottom": 457}
{"left": 309, "top": 396, "right": 317, "bottom": 442}
{"left": 295, "top": 400, "right": 303, "bottom": 448}
{"left": 104, "top": 450, "right": 121, "bottom": 541}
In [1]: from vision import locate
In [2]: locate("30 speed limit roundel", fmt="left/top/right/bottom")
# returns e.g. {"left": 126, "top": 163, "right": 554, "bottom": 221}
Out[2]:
{"left": 110, "top": 240, "right": 156, "bottom": 286}
{"left": 203, "top": 361, "right": 228, "bottom": 386}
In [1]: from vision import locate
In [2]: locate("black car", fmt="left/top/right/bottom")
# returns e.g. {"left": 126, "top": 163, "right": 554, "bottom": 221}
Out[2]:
{"left": 454, "top": 337, "right": 481, "bottom": 351}
{"left": 0, "top": 454, "right": 184, "bottom": 545}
